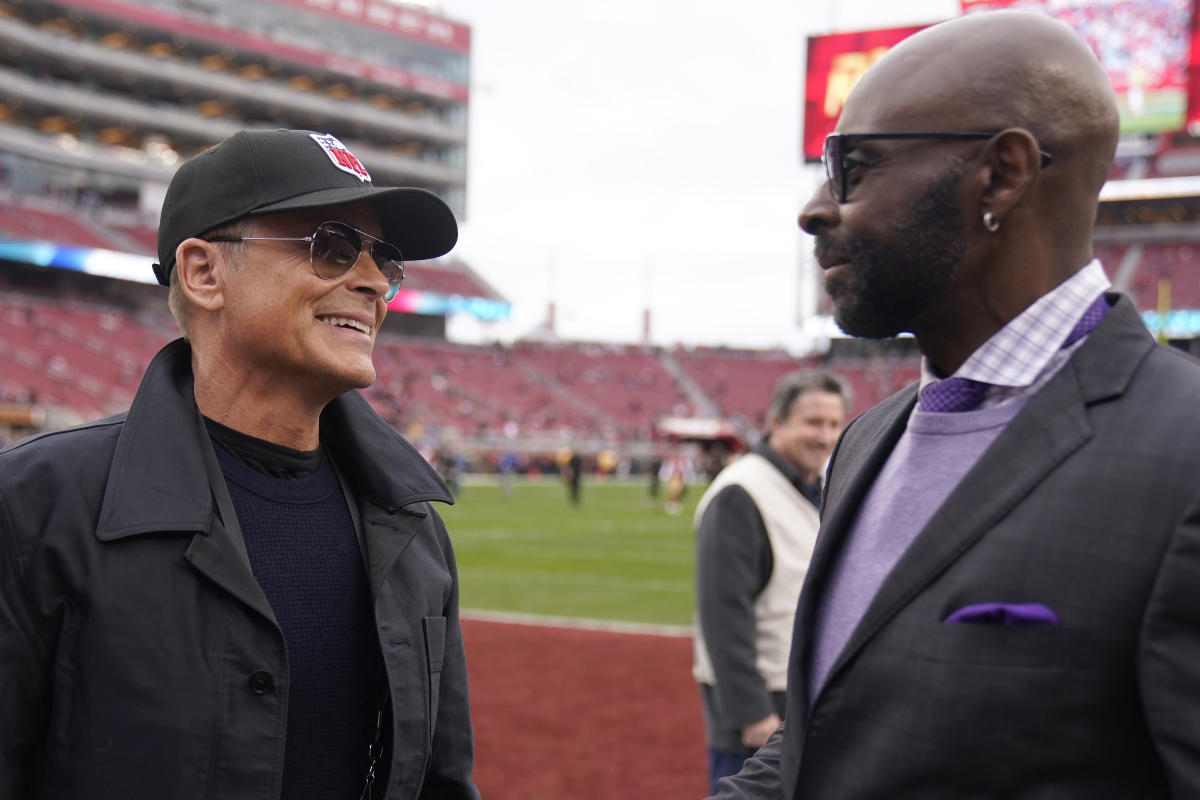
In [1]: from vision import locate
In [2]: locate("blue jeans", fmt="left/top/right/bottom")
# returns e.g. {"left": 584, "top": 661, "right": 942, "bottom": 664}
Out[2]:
{"left": 708, "top": 748, "right": 750, "bottom": 795}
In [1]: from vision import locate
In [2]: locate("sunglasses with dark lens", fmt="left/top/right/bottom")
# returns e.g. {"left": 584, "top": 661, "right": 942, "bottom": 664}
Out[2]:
{"left": 822, "top": 132, "right": 1054, "bottom": 204}
{"left": 205, "top": 220, "right": 406, "bottom": 301}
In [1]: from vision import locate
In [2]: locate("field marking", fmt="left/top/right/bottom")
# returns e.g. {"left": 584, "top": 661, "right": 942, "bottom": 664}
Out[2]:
{"left": 455, "top": 544, "right": 694, "bottom": 567}
{"left": 462, "top": 608, "right": 693, "bottom": 638}
{"left": 458, "top": 567, "right": 687, "bottom": 592}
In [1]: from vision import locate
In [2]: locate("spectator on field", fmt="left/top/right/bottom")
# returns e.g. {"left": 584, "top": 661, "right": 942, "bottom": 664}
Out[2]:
{"left": 438, "top": 447, "right": 463, "bottom": 496}
{"left": 693, "top": 370, "right": 846, "bottom": 793}
{"left": 713, "top": 12, "right": 1200, "bottom": 798}
{"left": 565, "top": 449, "right": 583, "bottom": 506}
{"left": 648, "top": 454, "right": 663, "bottom": 499}
{"left": 0, "top": 129, "right": 478, "bottom": 799}
{"left": 498, "top": 449, "right": 519, "bottom": 498}
{"left": 661, "top": 450, "right": 697, "bottom": 515}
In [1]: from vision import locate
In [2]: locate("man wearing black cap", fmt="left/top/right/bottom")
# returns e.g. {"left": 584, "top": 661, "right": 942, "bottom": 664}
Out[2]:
{"left": 0, "top": 130, "right": 479, "bottom": 799}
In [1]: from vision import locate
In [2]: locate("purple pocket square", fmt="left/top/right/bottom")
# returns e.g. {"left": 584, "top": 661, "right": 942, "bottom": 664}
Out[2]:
{"left": 944, "top": 602, "right": 1060, "bottom": 626}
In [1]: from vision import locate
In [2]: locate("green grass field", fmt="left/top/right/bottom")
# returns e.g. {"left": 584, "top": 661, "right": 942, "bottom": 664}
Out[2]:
{"left": 440, "top": 479, "right": 702, "bottom": 627}
{"left": 1116, "top": 88, "right": 1186, "bottom": 135}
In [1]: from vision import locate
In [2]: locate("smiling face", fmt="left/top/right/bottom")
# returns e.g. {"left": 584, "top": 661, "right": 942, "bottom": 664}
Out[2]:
{"left": 213, "top": 202, "right": 390, "bottom": 403}
{"left": 768, "top": 390, "right": 845, "bottom": 483}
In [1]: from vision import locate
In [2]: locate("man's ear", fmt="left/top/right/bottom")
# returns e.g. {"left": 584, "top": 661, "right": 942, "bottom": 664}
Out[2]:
{"left": 175, "top": 238, "right": 226, "bottom": 312}
{"left": 978, "top": 127, "right": 1043, "bottom": 225}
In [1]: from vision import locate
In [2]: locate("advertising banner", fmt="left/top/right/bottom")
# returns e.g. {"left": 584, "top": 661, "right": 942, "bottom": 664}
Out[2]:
{"left": 802, "top": 25, "right": 929, "bottom": 162}
{"left": 804, "top": 0, "right": 1196, "bottom": 160}
{"left": 963, "top": 0, "right": 1194, "bottom": 134}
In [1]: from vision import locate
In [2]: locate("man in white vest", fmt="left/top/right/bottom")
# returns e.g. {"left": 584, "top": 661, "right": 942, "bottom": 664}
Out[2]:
{"left": 693, "top": 370, "right": 847, "bottom": 793}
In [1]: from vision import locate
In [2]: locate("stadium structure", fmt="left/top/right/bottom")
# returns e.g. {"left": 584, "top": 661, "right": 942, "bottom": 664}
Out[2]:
{"left": 2, "top": 0, "right": 1200, "bottom": 477}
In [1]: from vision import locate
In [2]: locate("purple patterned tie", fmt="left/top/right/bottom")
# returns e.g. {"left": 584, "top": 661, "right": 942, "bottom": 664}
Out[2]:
{"left": 1062, "top": 294, "right": 1111, "bottom": 348}
{"left": 919, "top": 377, "right": 990, "bottom": 413}
{"left": 919, "top": 294, "right": 1111, "bottom": 413}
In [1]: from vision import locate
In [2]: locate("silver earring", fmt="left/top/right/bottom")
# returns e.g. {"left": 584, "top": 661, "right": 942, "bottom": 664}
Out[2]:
{"left": 983, "top": 210, "right": 999, "bottom": 232}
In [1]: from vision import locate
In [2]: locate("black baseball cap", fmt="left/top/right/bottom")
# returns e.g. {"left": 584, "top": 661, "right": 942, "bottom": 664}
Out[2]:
{"left": 153, "top": 129, "right": 458, "bottom": 285}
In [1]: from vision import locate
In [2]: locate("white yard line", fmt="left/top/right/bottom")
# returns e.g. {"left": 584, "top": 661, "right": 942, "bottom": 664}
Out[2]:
{"left": 462, "top": 608, "right": 693, "bottom": 638}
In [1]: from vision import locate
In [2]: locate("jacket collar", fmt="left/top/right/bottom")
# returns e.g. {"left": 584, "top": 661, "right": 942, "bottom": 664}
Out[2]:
{"left": 96, "top": 338, "right": 452, "bottom": 540}
{"left": 754, "top": 439, "right": 820, "bottom": 505}
{"left": 1063, "top": 292, "right": 1152, "bottom": 404}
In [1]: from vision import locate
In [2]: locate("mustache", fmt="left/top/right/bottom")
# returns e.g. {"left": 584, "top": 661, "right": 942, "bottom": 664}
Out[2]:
{"left": 814, "top": 234, "right": 851, "bottom": 268}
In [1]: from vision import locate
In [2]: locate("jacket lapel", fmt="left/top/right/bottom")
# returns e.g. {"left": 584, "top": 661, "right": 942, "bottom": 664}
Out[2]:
{"left": 93, "top": 338, "right": 454, "bottom": 622}
{"left": 320, "top": 391, "right": 453, "bottom": 510}
{"left": 361, "top": 503, "right": 425, "bottom": 598}
{"left": 184, "top": 519, "right": 277, "bottom": 622}
{"left": 95, "top": 339, "right": 276, "bottom": 621}
{"left": 95, "top": 339, "right": 212, "bottom": 539}
{"left": 817, "top": 295, "right": 1154, "bottom": 694}
{"left": 321, "top": 380, "right": 453, "bottom": 598}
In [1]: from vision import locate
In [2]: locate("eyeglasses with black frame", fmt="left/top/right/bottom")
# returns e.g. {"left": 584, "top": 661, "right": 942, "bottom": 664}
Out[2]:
{"left": 822, "top": 132, "right": 1054, "bottom": 204}
{"left": 204, "top": 220, "right": 406, "bottom": 302}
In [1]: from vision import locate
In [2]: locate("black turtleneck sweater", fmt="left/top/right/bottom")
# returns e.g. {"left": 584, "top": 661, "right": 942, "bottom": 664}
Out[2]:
{"left": 206, "top": 418, "right": 379, "bottom": 800}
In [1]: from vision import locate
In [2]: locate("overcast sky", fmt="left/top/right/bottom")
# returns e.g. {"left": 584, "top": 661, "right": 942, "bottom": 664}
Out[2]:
{"left": 436, "top": 0, "right": 961, "bottom": 350}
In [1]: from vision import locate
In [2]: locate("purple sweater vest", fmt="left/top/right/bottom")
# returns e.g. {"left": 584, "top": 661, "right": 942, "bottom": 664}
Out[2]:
{"left": 808, "top": 397, "right": 1027, "bottom": 699}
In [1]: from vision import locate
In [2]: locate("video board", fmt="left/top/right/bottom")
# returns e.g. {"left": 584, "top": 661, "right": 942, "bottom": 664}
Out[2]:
{"left": 803, "top": 0, "right": 1197, "bottom": 161}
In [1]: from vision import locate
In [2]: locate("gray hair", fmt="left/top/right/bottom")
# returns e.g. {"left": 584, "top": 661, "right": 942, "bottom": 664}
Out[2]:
{"left": 765, "top": 370, "right": 849, "bottom": 430}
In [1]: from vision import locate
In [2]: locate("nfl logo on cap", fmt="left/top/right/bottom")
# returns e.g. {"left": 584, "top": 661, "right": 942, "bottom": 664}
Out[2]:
{"left": 310, "top": 133, "right": 371, "bottom": 182}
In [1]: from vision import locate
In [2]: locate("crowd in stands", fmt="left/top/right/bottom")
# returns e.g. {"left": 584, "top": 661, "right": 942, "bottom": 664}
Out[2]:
{"left": 2, "top": 220, "right": 1197, "bottom": 450}
{"left": 0, "top": 290, "right": 173, "bottom": 420}
{"left": 0, "top": 285, "right": 921, "bottom": 449}
{"left": 1056, "top": 0, "right": 1190, "bottom": 93}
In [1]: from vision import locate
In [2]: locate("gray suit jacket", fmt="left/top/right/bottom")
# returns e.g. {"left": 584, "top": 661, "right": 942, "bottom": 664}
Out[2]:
{"left": 714, "top": 294, "right": 1200, "bottom": 799}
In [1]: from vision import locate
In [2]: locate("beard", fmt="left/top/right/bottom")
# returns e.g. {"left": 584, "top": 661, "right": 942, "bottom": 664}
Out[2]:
{"left": 816, "top": 162, "right": 967, "bottom": 339}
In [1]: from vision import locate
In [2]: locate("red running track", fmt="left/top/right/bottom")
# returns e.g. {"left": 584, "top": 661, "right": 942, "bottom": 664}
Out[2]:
{"left": 463, "top": 618, "right": 708, "bottom": 799}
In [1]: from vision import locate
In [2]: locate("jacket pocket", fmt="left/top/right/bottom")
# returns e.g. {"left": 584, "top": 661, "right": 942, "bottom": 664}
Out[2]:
{"left": 422, "top": 616, "right": 446, "bottom": 742}
{"left": 913, "top": 621, "right": 1091, "bottom": 670}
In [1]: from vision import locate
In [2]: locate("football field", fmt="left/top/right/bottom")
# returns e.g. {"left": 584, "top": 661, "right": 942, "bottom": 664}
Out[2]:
{"left": 441, "top": 478, "right": 710, "bottom": 799}
{"left": 442, "top": 478, "right": 702, "bottom": 627}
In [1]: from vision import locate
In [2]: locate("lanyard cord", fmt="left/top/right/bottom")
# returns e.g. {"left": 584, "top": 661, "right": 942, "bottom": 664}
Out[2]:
{"left": 358, "top": 656, "right": 390, "bottom": 800}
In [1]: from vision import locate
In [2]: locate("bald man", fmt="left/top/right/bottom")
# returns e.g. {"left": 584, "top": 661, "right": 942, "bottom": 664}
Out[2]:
{"left": 711, "top": 11, "right": 1200, "bottom": 799}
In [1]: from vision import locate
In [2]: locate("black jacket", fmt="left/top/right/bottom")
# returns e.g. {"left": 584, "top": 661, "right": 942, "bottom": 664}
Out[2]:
{"left": 0, "top": 339, "right": 479, "bottom": 800}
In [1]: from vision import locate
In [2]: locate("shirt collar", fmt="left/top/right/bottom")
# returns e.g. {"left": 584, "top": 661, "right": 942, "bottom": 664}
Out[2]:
{"left": 920, "top": 259, "right": 1111, "bottom": 391}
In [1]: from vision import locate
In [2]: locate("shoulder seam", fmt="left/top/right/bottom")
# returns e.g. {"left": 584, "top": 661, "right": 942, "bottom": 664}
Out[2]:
{"left": 0, "top": 415, "right": 125, "bottom": 455}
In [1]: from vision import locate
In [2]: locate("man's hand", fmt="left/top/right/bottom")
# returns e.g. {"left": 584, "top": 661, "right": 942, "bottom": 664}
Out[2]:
{"left": 741, "top": 713, "right": 782, "bottom": 750}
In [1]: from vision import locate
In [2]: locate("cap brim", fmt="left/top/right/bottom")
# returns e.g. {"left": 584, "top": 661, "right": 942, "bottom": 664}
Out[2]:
{"left": 252, "top": 185, "right": 458, "bottom": 261}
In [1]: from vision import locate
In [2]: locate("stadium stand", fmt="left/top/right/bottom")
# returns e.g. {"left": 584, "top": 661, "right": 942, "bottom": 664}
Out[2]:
{"left": 0, "top": 257, "right": 926, "bottom": 452}
{"left": 3, "top": 0, "right": 1200, "bottom": 457}
{"left": 0, "top": 195, "right": 129, "bottom": 250}
{"left": 1126, "top": 243, "right": 1200, "bottom": 309}
{"left": 673, "top": 347, "right": 818, "bottom": 428}
{"left": 0, "top": 289, "right": 173, "bottom": 418}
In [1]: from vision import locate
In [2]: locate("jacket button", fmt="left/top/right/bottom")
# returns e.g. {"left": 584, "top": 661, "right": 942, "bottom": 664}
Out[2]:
{"left": 248, "top": 670, "right": 274, "bottom": 695}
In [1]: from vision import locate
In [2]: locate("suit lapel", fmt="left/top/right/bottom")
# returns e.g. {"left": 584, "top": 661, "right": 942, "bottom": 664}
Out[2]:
{"left": 825, "top": 368, "right": 1091, "bottom": 683}
{"left": 816, "top": 295, "right": 1154, "bottom": 695}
